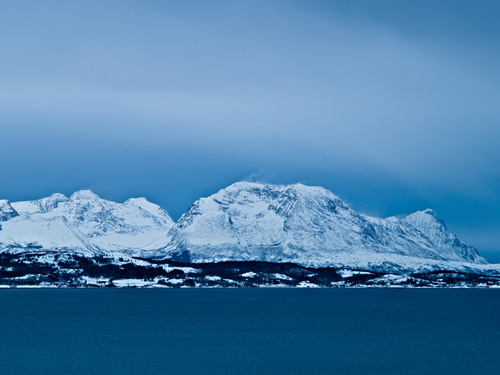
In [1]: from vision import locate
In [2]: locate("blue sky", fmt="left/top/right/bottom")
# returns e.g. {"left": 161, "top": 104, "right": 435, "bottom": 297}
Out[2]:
{"left": 1, "top": 1, "right": 500, "bottom": 260}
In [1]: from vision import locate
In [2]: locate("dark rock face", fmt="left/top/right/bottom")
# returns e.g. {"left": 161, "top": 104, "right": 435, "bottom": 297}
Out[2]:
{"left": 0, "top": 200, "right": 19, "bottom": 223}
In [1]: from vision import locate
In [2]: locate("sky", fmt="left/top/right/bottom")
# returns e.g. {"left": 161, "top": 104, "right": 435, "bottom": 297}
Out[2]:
{"left": 1, "top": 0, "right": 499, "bottom": 261}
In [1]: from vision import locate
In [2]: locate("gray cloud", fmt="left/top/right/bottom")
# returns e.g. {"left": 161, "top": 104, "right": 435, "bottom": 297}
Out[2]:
{"left": 1, "top": 0, "right": 499, "bottom": 258}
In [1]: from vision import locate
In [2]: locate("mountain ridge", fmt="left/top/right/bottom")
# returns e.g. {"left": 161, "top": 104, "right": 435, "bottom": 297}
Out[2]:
{"left": 158, "top": 182, "right": 486, "bottom": 270}
{"left": 2, "top": 190, "right": 174, "bottom": 256}
{"left": 0, "top": 182, "right": 493, "bottom": 275}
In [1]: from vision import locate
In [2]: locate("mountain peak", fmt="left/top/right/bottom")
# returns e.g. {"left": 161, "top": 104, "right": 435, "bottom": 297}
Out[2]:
{"left": 48, "top": 193, "right": 68, "bottom": 200}
{"left": 226, "top": 181, "right": 341, "bottom": 200}
{"left": 37, "top": 193, "right": 68, "bottom": 211}
{"left": 70, "top": 190, "right": 100, "bottom": 201}
{"left": 0, "top": 200, "right": 19, "bottom": 222}
{"left": 422, "top": 208, "right": 437, "bottom": 216}
{"left": 125, "top": 197, "right": 162, "bottom": 211}
{"left": 228, "top": 181, "right": 265, "bottom": 189}
{"left": 0, "top": 199, "right": 11, "bottom": 208}
{"left": 290, "top": 183, "right": 342, "bottom": 199}
{"left": 403, "top": 209, "right": 447, "bottom": 231}
{"left": 401, "top": 208, "right": 485, "bottom": 264}
{"left": 125, "top": 197, "right": 150, "bottom": 205}
{"left": 204, "top": 182, "right": 347, "bottom": 216}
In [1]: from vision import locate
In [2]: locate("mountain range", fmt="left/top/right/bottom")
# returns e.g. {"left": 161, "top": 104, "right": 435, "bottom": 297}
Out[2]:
{"left": 1, "top": 182, "right": 497, "bottom": 279}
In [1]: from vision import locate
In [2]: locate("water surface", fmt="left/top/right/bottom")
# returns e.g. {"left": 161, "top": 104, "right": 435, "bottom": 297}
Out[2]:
{"left": 0, "top": 289, "right": 499, "bottom": 375}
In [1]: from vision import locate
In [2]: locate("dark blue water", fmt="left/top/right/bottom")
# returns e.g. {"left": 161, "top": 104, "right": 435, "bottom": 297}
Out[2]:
{"left": 0, "top": 289, "right": 499, "bottom": 375}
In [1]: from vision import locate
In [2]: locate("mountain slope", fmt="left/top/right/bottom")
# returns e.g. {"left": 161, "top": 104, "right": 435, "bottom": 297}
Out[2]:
{"left": 401, "top": 209, "right": 480, "bottom": 263}
{"left": 159, "top": 182, "right": 485, "bottom": 272}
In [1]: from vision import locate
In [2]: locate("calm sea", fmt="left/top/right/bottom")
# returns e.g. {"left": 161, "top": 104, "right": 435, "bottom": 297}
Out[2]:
{"left": 0, "top": 289, "right": 499, "bottom": 375}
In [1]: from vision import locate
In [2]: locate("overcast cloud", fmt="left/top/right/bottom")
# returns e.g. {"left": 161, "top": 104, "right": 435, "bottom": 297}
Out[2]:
{"left": 1, "top": 0, "right": 499, "bottom": 260}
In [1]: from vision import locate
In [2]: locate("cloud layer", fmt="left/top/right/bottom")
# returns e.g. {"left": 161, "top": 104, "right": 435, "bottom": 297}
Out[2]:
{"left": 1, "top": 1, "right": 499, "bottom": 259}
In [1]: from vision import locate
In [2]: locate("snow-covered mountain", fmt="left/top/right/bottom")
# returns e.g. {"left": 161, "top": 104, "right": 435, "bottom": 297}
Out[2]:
{"left": 0, "top": 183, "right": 494, "bottom": 274}
{"left": 158, "top": 182, "right": 487, "bottom": 272}
{"left": 0, "top": 190, "right": 173, "bottom": 256}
